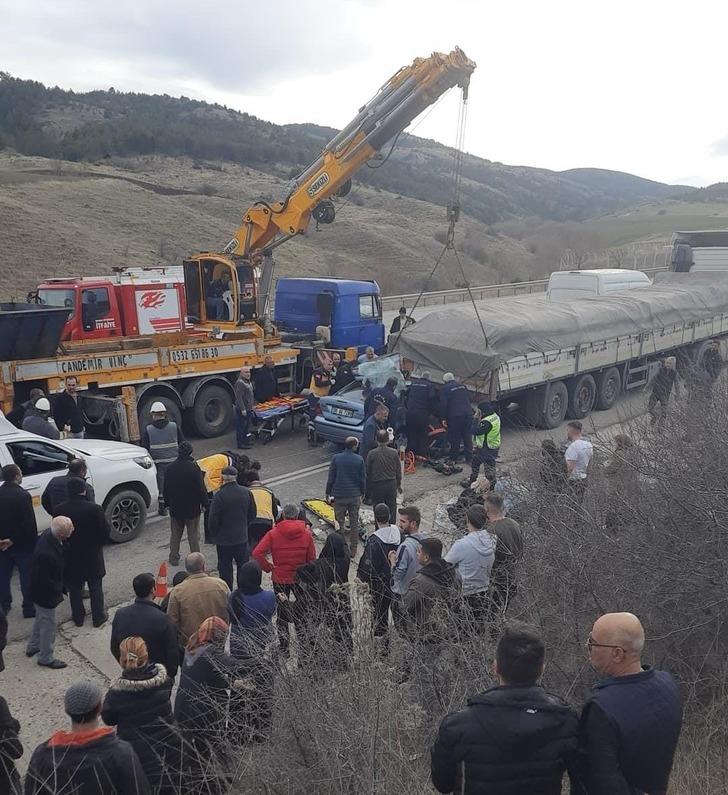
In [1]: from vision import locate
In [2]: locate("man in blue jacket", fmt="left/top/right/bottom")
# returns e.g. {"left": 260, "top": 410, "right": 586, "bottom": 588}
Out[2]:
{"left": 439, "top": 373, "right": 473, "bottom": 464}
{"left": 406, "top": 371, "right": 436, "bottom": 458}
{"left": 326, "top": 437, "right": 366, "bottom": 555}
{"left": 580, "top": 612, "right": 683, "bottom": 795}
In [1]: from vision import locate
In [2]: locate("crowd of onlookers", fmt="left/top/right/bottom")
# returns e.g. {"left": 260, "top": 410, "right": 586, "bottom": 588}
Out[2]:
{"left": 0, "top": 350, "right": 693, "bottom": 793}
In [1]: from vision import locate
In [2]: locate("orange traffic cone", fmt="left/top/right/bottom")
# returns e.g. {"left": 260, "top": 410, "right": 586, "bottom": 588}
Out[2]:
{"left": 155, "top": 561, "right": 168, "bottom": 600}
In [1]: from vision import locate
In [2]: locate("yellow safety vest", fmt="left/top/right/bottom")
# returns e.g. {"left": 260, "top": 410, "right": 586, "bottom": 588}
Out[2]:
{"left": 250, "top": 485, "right": 275, "bottom": 522}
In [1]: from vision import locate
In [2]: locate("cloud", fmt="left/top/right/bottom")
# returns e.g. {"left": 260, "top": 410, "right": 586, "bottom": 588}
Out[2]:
{"left": 0, "top": 0, "right": 372, "bottom": 94}
{"left": 712, "top": 135, "right": 728, "bottom": 158}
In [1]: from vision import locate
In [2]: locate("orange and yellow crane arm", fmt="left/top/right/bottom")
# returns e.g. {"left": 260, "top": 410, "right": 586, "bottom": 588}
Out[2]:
{"left": 224, "top": 47, "right": 476, "bottom": 259}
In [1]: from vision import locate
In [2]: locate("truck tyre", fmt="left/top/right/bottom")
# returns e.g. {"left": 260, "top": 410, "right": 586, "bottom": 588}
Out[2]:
{"left": 566, "top": 374, "right": 596, "bottom": 419}
{"left": 542, "top": 381, "right": 569, "bottom": 428}
{"left": 595, "top": 367, "right": 621, "bottom": 411}
{"left": 191, "top": 385, "right": 234, "bottom": 438}
{"left": 138, "top": 395, "right": 182, "bottom": 433}
{"left": 105, "top": 489, "right": 147, "bottom": 543}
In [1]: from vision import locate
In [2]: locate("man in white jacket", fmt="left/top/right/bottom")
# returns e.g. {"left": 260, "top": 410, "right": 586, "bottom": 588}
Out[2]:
{"left": 445, "top": 504, "right": 495, "bottom": 631}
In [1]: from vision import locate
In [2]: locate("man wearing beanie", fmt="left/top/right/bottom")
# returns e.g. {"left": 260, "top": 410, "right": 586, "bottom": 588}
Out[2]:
{"left": 162, "top": 440, "right": 209, "bottom": 566}
{"left": 25, "top": 681, "right": 150, "bottom": 794}
{"left": 55, "top": 477, "right": 110, "bottom": 628}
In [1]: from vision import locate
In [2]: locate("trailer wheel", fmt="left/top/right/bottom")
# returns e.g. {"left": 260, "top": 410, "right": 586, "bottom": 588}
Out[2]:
{"left": 595, "top": 367, "right": 621, "bottom": 410}
{"left": 105, "top": 489, "right": 147, "bottom": 543}
{"left": 191, "top": 385, "right": 234, "bottom": 438}
{"left": 542, "top": 381, "right": 569, "bottom": 428}
{"left": 567, "top": 374, "right": 596, "bottom": 419}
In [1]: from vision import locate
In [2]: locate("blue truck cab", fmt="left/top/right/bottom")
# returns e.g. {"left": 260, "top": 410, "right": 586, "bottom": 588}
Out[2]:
{"left": 274, "top": 278, "right": 385, "bottom": 353}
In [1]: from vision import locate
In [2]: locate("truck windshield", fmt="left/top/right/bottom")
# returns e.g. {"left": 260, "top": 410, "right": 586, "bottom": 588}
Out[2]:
{"left": 37, "top": 289, "right": 75, "bottom": 319}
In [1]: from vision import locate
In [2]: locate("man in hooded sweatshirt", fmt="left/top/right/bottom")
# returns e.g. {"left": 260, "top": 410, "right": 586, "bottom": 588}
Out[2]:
{"left": 252, "top": 504, "right": 316, "bottom": 658}
{"left": 25, "top": 680, "right": 150, "bottom": 794}
{"left": 431, "top": 622, "right": 580, "bottom": 795}
{"left": 445, "top": 504, "right": 495, "bottom": 632}
{"left": 357, "top": 503, "right": 401, "bottom": 651}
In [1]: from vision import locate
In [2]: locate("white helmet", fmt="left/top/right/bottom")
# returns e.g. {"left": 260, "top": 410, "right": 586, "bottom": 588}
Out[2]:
{"left": 150, "top": 401, "right": 167, "bottom": 413}
{"left": 35, "top": 397, "right": 51, "bottom": 412}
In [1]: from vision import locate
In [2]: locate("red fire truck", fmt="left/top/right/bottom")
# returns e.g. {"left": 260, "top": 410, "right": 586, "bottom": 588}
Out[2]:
{"left": 33, "top": 267, "right": 186, "bottom": 342}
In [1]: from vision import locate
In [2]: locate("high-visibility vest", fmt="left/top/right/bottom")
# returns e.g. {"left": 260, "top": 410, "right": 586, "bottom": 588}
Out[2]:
{"left": 474, "top": 413, "right": 501, "bottom": 450}
{"left": 146, "top": 422, "right": 179, "bottom": 465}
{"left": 198, "top": 453, "right": 231, "bottom": 493}
{"left": 250, "top": 485, "right": 275, "bottom": 522}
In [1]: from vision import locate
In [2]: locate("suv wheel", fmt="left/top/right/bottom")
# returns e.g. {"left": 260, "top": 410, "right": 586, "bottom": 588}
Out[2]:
{"left": 105, "top": 489, "right": 147, "bottom": 543}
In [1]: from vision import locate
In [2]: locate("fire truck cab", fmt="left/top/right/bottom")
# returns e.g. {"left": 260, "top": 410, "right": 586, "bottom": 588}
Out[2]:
{"left": 35, "top": 267, "right": 187, "bottom": 342}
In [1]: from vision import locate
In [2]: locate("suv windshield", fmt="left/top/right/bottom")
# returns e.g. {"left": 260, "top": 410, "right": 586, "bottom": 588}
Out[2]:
{"left": 37, "top": 288, "right": 75, "bottom": 319}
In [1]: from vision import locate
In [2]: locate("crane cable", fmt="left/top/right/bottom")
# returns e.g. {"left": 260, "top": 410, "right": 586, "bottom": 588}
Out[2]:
{"left": 391, "top": 87, "right": 489, "bottom": 355}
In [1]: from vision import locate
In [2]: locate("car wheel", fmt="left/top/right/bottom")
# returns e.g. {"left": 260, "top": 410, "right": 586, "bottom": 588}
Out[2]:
{"left": 105, "top": 489, "right": 147, "bottom": 543}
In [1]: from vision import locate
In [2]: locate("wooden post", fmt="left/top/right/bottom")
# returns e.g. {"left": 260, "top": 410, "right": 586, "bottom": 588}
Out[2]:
{"left": 121, "top": 386, "right": 140, "bottom": 442}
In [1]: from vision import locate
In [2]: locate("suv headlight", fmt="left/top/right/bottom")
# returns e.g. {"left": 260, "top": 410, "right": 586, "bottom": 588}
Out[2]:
{"left": 134, "top": 456, "right": 154, "bottom": 470}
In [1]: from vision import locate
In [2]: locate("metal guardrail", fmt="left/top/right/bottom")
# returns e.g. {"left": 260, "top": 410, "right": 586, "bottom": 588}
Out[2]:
{"left": 381, "top": 267, "right": 667, "bottom": 311}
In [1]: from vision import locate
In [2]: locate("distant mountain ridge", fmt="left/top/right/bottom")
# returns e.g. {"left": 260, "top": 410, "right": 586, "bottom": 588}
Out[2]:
{"left": 0, "top": 74, "right": 693, "bottom": 225}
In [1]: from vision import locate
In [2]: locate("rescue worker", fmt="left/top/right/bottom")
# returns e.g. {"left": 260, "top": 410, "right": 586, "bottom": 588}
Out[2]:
{"left": 332, "top": 357, "right": 355, "bottom": 394}
{"left": 142, "top": 402, "right": 184, "bottom": 517}
{"left": 439, "top": 373, "right": 472, "bottom": 463}
{"left": 365, "top": 377, "right": 399, "bottom": 419}
{"left": 309, "top": 360, "right": 333, "bottom": 398}
{"left": 468, "top": 401, "right": 501, "bottom": 485}
{"left": 406, "top": 371, "right": 436, "bottom": 458}
{"left": 307, "top": 359, "right": 333, "bottom": 427}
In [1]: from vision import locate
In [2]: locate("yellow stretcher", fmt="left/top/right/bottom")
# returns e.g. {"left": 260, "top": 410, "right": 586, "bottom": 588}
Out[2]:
{"left": 301, "top": 498, "right": 337, "bottom": 527}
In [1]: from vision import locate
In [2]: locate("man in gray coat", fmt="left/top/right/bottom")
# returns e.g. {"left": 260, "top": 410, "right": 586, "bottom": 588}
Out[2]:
{"left": 208, "top": 467, "right": 257, "bottom": 589}
{"left": 234, "top": 366, "right": 255, "bottom": 450}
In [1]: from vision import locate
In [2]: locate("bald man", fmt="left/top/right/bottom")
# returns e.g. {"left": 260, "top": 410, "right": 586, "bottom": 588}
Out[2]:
{"left": 580, "top": 612, "right": 683, "bottom": 795}
{"left": 27, "top": 517, "right": 75, "bottom": 668}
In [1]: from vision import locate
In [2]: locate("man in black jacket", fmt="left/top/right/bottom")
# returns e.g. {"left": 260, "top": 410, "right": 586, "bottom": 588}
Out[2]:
{"left": 580, "top": 612, "right": 683, "bottom": 795}
{"left": 25, "top": 680, "right": 150, "bottom": 795}
{"left": 208, "top": 467, "right": 256, "bottom": 589}
{"left": 253, "top": 355, "right": 280, "bottom": 403}
{"left": 431, "top": 622, "right": 581, "bottom": 794}
{"left": 41, "top": 457, "right": 96, "bottom": 516}
{"left": 55, "top": 478, "right": 110, "bottom": 628}
{"left": 27, "top": 516, "right": 74, "bottom": 669}
{"left": 162, "top": 441, "right": 208, "bottom": 566}
{"left": 0, "top": 464, "right": 38, "bottom": 618}
{"left": 53, "top": 375, "right": 85, "bottom": 438}
{"left": 110, "top": 573, "right": 179, "bottom": 679}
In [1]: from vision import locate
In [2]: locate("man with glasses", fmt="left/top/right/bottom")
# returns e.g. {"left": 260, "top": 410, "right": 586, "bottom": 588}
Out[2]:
{"left": 580, "top": 612, "right": 683, "bottom": 795}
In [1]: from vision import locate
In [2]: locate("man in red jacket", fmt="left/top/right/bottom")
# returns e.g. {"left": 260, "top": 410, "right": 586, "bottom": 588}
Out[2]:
{"left": 252, "top": 503, "right": 316, "bottom": 658}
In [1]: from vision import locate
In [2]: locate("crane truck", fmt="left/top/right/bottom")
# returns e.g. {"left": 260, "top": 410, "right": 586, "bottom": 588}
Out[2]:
{"left": 0, "top": 48, "right": 476, "bottom": 441}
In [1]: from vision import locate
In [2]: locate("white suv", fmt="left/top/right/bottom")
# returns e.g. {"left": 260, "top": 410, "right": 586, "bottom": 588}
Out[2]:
{"left": 0, "top": 414, "right": 158, "bottom": 542}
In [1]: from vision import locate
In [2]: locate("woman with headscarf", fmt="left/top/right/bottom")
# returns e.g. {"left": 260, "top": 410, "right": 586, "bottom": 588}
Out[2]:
{"left": 318, "top": 533, "right": 353, "bottom": 660}
{"left": 288, "top": 560, "right": 335, "bottom": 670}
{"left": 102, "top": 636, "right": 180, "bottom": 794}
{"left": 228, "top": 561, "right": 276, "bottom": 660}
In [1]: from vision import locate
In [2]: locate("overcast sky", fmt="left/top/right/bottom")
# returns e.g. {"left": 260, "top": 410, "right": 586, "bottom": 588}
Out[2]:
{"left": 3, "top": 0, "right": 726, "bottom": 186}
